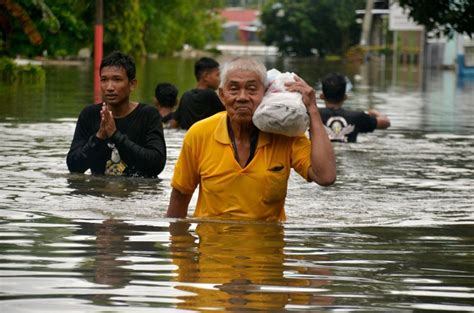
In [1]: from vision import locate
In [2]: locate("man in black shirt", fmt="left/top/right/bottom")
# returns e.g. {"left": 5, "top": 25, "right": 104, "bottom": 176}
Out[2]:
{"left": 319, "top": 72, "right": 390, "bottom": 143}
{"left": 172, "top": 57, "right": 225, "bottom": 129}
{"left": 67, "top": 51, "right": 166, "bottom": 177}
{"left": 154, "top": 82, "right": 178, "bottom": 127}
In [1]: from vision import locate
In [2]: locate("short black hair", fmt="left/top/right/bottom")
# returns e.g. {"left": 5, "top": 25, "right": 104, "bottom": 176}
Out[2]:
{"left": 322, "top": 72, "right": 346, "bottom": 103}
{"left": 194, "top": 57, "right": 219, "bottom": 81}
{"left": 100, "top": 51, "right": 136, "bottom": 81}
{"left": 155, "top": 82, "right": 178, "bottom": 108}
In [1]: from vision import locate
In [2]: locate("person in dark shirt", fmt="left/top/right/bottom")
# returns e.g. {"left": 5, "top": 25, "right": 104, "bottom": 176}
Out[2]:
{"left": 66, "top": 51, "right": 166, "bottom": 178}
{"left": 318, "top": 72, "right": 390, "bottom": 143}
{"left": 172, "top": 57, "right": 225, "bottom": 129}
{"left": 154, "top": 82, "right": 178, "bottom": 127}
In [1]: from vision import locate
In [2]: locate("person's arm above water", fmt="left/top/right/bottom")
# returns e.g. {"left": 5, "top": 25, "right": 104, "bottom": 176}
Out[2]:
{"left": 285, "top": 76, "right": 336, "bottom": 186}
{"left": 102, "top": 106, "right": 167, "bottom": 177}
{"left": 66, "top": 106, "right": 109, "bottom": 174}
{"left": 368, "top": 109, "right": 391, "bottom": 129}
{"left": 167, "top": 188, "right": 193, "bottom": 218}
{"left": 167, "top": 132, "right": 200, "bottom": 217}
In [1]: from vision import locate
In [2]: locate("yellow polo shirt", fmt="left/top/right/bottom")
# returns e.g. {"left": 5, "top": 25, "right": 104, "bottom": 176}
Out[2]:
{"left": 171, "top": 112, "right": 312, "bottom": 221}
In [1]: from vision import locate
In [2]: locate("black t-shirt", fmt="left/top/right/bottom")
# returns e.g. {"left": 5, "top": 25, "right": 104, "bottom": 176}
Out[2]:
{"left": 66, "top": 103, "right": 166, "bottom": 177}
{"left": 319, "top": 107, "right": 377, "bottom": 142}
{"left": 173, "top": 88, "right": 224, "bottom": 129}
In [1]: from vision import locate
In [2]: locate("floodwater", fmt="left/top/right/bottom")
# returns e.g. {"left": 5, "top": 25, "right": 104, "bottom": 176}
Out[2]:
{"left": 0, "top": 56, "right": 473, "bottom": 312}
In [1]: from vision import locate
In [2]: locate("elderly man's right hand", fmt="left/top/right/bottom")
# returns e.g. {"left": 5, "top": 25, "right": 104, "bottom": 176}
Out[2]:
{"left": 284, "top": 75, "right": 317, "bottom": 112}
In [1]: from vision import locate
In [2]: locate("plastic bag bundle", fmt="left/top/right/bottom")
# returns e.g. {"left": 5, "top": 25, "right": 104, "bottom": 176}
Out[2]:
{"left": 252, "top": 69, "right": 309, "bottom": 137}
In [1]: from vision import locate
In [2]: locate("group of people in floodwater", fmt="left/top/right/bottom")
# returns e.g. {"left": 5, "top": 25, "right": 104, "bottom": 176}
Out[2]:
{"left": 67, "top": 51, "right": 390, "bottom": 222}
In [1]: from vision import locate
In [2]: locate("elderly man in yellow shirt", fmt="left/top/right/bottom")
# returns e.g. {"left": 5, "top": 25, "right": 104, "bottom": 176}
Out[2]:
{"left": 167, "top": 57, "right": 336, "bottom": 221}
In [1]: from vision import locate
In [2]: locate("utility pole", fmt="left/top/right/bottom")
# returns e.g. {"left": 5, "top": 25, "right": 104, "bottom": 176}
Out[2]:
{"left": 94, "top": 0, "right": 103, "bottom": 103}
{"left": 360, "top": 0, "right": 374, "bottom": 46}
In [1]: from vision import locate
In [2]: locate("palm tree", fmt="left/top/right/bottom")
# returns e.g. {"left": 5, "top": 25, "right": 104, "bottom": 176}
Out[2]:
{"left": 0, "top": 0, "right": 43, "bottom": 45}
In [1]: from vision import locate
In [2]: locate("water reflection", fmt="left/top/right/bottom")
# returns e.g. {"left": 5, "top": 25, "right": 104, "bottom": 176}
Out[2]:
{"left": 1, "top": 213, "right": 473, "bottom": 312}
{"left": 85, "top": 219, "right": 131, "bottom": 288}
{"left": 67, "top": 174, "right": 156, "bottom": 198}
{"left": 168, "top": 221, "right": 333, "bottom": 310}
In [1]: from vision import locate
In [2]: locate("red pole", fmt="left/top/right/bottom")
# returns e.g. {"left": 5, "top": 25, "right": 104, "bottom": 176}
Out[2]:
{"left": 94, "top": 0, "right": 103, "bottom": 104}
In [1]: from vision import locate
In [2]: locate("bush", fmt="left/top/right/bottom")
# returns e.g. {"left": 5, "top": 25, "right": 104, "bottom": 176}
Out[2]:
{"left": 0, "top": 57, "right": 45, "bottom": 84}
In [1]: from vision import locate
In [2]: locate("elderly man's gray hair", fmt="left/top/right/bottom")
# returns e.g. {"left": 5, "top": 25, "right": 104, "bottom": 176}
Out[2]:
{"left": 219, "top": 57, "right": 267, "bottom": 88}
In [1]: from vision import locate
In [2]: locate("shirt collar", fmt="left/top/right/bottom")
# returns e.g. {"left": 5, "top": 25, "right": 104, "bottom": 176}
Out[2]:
{"left": 214, "top": 112, "right": 271, "bottom": 148}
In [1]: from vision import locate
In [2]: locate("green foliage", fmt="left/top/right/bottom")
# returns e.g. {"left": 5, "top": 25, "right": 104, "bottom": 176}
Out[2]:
{"left": 1, "top": 0, "right": 93, "bottom": 57}
{"left": 104, "top": 0, "right": 146, "bottom": 56}
{"left": 398, "top": 0, "right": 474, "bottom": 38}
{"left": 1, "top": 0, "right": 223, "bottom": 58}
{"left": 0, "top": 57, "right": 45, "bottom": 84}
{"left": 260, "top": 0, "right": 365, "bottom": 57}
{"left": 141, "top": 0, "right": 223, "bottom": 56}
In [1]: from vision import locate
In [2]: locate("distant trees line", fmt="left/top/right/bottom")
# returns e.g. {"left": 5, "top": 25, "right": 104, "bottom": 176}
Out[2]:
{"left": 0, "top": 0, "right": 367, "bottom": 58}
{"left": 397, "top": 0, "right": 474, "bottom": 38}
{"left": 0, "top": 0, "right": 224, "bottom": 58}
{"left": 260, "top": 0, "right": 474, "bottom": 57}
{"left": 260, "top": 0, "right": 366, "bottom": 57}
{"left": 1, "top": 0, "right": 472, "bottom": 59}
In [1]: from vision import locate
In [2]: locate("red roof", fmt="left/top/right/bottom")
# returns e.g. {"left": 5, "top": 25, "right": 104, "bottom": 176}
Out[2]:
{"left": 220, "top": 8, "right": 259, "bottom": 26}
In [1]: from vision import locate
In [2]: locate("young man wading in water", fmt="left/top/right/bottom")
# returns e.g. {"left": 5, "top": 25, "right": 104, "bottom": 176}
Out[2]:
{"left": 67, "top": 51, "right": 166, "bottom": 178}
{"left": 318, "top": 72, "right": 390, "bottom": 143}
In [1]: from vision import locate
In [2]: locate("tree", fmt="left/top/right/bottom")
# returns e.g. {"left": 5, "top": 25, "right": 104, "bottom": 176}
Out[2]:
{"left": 398, "top": 0, "right": 474, "bottom": 38}
{"left": 141, "top": 0, "right": 223, "bottom": 56}
{"left": 260, "top": 0, "right": 365, "bottom": 57}
{"left": 330, "top": 0, "right": 365, "bottom": 53}
{"left": 0, "top": 0, "right": 43, "bottom": 47}
{"left": 1, "top": 0, "right": 223, "bottom": 58}
{"left": 104, "top": 0, "right": 146, "bottom": 55}
{"left": 0, "top": 0, "right": 92, "bottom": 57}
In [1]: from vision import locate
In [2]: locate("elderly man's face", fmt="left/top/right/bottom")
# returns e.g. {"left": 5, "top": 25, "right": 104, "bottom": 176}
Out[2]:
{"left": 219, "top": 69, "right": 265, "bottom": 125}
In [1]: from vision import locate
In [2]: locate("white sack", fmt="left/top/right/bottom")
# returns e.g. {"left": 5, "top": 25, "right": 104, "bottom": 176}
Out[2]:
{"left": 252, "top": 69, "right": 309, "bottom": 137}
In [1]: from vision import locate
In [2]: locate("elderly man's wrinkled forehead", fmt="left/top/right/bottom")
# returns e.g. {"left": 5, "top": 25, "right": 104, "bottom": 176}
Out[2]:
{"left": 219, "top": 57, "right": 267, "bottom": 88}
{"left": 225, "top": 69, "right": 265, "bottom": 86}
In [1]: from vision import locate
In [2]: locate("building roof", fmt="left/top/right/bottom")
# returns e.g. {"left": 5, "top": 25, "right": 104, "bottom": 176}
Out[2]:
{"left": 220, "top": 8, "right": 260, "bottom": 26}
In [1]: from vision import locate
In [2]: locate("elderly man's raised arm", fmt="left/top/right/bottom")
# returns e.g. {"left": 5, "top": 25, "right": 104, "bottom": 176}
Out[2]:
{"left": 306, "top": 102, "right": 336, "bottom": 186}
{"left": 286, "top": 75, "right": 336, "bottom": 186}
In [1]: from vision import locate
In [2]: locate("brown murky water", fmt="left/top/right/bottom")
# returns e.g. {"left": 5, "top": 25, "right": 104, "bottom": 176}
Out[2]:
{"left": 0, "top": 57, "right": 473, "bottom": 311}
